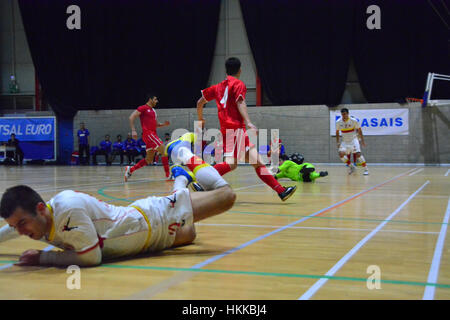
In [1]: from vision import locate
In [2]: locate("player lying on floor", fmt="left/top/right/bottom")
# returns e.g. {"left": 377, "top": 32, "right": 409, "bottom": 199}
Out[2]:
{"left": 274, "top": 153, "right": 328, "bottom": 183}
{"left": 0, "top": 136, "right": 235, "bottom": 267}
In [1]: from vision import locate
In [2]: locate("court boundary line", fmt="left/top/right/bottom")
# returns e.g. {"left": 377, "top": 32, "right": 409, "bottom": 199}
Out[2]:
{"left": 298, "top": 181, "right": 430, "bottom": 300}
{"left": 196, "top": 223, "right": 439, "bottom": 235}
{"left": 423, "top": 197, "right": 450, "bottom": 300}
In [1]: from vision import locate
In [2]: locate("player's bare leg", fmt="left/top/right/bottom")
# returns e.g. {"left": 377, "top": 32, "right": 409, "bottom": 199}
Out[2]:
{"left": 171, "top": 186, "right": 236, "bottom": 247}
{"left": 246, "top": 146, "right": 297, "bottom": 201}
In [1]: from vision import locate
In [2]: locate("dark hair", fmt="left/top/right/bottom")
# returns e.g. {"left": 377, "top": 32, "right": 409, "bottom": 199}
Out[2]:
{"left": 0, "top": 185, "right": 44, "bottom": 219}
{"left": 11, "top": 133, "right": 15, "bottom": 137}
{"left": 225, "top": 57, "right": 241, "bottom": 76}
{"left": 117, "top": 134, "right": 122, "bottom": 138}
{"left": 340, "top": 108, "right": 349, "bottom": 113}
{"left": 145, "top": 92, "right": 157, "bottom": 101}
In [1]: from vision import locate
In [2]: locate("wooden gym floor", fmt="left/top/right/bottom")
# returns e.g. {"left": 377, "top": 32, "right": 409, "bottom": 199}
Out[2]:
{"left": 0, "top": 164, "right": 449, "bottom": 300}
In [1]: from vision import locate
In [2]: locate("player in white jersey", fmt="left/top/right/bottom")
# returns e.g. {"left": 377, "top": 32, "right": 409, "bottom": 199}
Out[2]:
{"left": 335, "top": 108, "right": 369, "bottom": 175}
{"left": 0, "top": 133, "right": 235, "bottom": 267}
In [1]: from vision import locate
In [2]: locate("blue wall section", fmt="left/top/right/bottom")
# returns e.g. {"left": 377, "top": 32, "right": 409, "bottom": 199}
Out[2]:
{"left": 56, "top": 115, "right": 74, "bottom": 164}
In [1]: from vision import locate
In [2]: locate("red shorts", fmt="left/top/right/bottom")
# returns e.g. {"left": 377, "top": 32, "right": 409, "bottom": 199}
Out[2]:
{"left": 221, "top": 128, "right": 255, "bottom": 159}
{"left": 142, "top": 132, "right": 163, "bottom": 151}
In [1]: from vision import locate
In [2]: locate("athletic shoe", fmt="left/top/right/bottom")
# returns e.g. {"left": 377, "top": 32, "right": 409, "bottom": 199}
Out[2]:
{"left": 124, "top": 166, "right": 132, "bottom": 182}
{"left": 363, "top": 168, "right": 369, "bottom": 175}
{"left": 170, "top": 165, "right": 204, "bottom": 191}
{"left": 319, "top": 171, "right": 328, "bottom": 177}
{"left": 348, "top": 164, "right": 356, "bottom": 175}
{"left": 164, "top": 132, "right": 197, "bottom": 157}
{"left": 278, "top": 185, "right": 297, "bottom": 202}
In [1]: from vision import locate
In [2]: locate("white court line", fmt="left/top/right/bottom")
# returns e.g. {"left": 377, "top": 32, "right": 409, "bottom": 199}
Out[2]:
{"left": 197, "top": 223, "right": 439, "bottom": 235}
{"left": 445, "top": 169, "right": 450, "bottom": 177}
{"left": 423, "top": 197, "right": 450, "bottom": 300}
{"left": 409, "top": 168, "right": 424, "bottom": 176}
{"left": 298, "top": 180, "right": 430, "bottom": 300}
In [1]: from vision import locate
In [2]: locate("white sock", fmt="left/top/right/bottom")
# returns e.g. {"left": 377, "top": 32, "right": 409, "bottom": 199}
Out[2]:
{"left": 173, "top": 175, "right": 188, "bottom": 192}
{"left": 171, "top": 144, "right": 193, "bottom": 165}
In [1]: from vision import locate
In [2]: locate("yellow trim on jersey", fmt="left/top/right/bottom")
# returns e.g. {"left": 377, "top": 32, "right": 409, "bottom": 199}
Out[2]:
{"left": 192, "top": 163, "right": 210, "bottom": 175}
{"left": 131, "top": 205, "right": 152, "bottom": 253}
{"left": 46, "top": 203, "right": 56, "bottom": 242}
{"left": 341, "top": 127, "right": 356, "bottom": 133}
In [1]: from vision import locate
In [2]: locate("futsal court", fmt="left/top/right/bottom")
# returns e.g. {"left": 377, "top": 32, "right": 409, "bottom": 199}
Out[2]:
{"left": 0, "top": 164, "right": 448, "bottom": 300}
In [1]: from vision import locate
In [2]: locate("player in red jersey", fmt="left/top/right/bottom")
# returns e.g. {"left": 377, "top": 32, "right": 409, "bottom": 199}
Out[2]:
{"left": 124, "top": 93, "right": 171, "bottom": 181}
{"left": 196, "top": 57, "right": 297, "bottom": 201}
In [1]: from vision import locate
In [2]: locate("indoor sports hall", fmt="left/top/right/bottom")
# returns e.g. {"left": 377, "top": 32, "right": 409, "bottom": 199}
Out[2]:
{"left": 0, "top": 0, "right": 449, "bottom": 301}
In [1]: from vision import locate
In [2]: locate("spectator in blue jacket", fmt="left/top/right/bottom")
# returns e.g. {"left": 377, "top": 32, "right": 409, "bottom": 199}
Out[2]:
{"left": 123, "top": 133, "right": 138, "bottom": 165}
{"left": 77, "top": 122, "right": 90, "bottom": 165}
{"left": 93, "top": 134, "right": 112, "bottom": 165}
{"left": 110, "top": 134, "right": 125, "bottom": 165}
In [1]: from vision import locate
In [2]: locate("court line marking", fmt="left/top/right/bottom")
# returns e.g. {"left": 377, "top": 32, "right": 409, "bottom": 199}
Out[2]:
{"left": 298, "top": 181, "right": 430, "bottom": 300}
{"left": 196, "top": 223, "right": 439, "bottom": 235}
{"left": 423, "top": 197, "right": 450, "bottom": 300}
{"left": 445, "top": 169, "right": 450, "bottom": 177}
{"left": 0, "top": 259, "right": 448, "bottom": 289}
{"left": 125, "top": 168, "right": 417, "bottom": 299}
{"left": 228, "top": 210, "right": 448, "bottom": 226}
{"left": 409, "top": 168, "right": 424, "bottom": 176}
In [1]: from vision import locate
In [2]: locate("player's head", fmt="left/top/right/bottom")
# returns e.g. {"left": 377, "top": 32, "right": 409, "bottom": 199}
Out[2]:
{"left": 290, "top": 153, "right": 304, "bottom": 165}
{"left": 0, "top": 185, "right": 50, "bottom": 240}
{"left": 116, "top": 134, "right": 122, "bottom": 141}
{"left": 146, "top": 92, "right": 159, "bottom": 107}
{"left": 105, "top": 134, "right": 110, "bottom": 141}
{"left": 80, "top": 122, "right": 85, "bottom": 129}
{"left": 225, "top": 57, "right": 241, "bottom": 77}
{"left": 340, "top": 108, "right": 349, "bottom": 121}
{"left": 127, "top": 133, "right": 132, "bottom": 140}
{"left": 10, "top": 133, "right": 16, "bottom": 140}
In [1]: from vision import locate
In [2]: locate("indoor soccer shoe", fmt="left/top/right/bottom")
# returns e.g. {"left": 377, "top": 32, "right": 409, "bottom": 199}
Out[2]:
{"left": 319, "top": 171, "right": 328, "bottom": 177}
{"left": 363, "top": 169, "right": 369, "bottom": 175}
{"left": 348, "top": 164, "right": 356, "bottom": 175}
{"left": 124, "top": 166, "right": 132, "bottom": 182}
{"left": 278, "top": 185, "right": 297, "bottom": 202}
{"left": 170, "top": 165, "right": 204, "bottom": 191}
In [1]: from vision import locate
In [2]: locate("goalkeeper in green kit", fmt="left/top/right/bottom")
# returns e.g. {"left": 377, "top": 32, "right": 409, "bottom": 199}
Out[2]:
{"left": 274, "top": 153, "right": 328, "bottom": 183}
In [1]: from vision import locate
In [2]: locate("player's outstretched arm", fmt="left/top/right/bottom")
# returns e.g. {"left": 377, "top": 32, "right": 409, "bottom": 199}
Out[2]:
{"left": 197, "top": 96, "right": 208, "bottom": 126}
{"left": 129, "top": 110, "right": 141, "bottom": 140}
{"left": 16, "top": 246, "right": 102, "bottom": 267}
{"left": 237, "top": 100, "right": 257, "bottom": 132}
{"left": 357, "top": 128, "right": 366, "bottom": 147}
{"left": 157, "top": 120, "right": 170, "bottom": 128}
{"left": 0, "top": 224, "right": 20, "bottom": 242}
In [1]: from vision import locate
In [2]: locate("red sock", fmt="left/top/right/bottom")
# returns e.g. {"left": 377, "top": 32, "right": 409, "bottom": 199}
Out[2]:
{"left": 162, "top": 156, "right": 170, "bottom": 177}
{"left": 130, "top": 158, "right": 148, "bottom": 173}
{"left": 213, "top": 162, "right": 232, "bottom": 176}
{"left": 255, "top": 166, "right": 285, "bottom": 194}
{"left": 185, "top": 156, "right": 207, "bottom": 172}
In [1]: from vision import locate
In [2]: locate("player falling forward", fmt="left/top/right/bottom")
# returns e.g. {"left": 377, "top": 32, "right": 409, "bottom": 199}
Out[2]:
{"left": 0, "top": 149, "right": 234, "bottom": 267}
{"left": 195, "top": 57, "right": 297, "bottom": 201}
{"left": 124, "top": 93, "right": 171, "bottom": 181}
{"left": 336, "top": 108, "right": 369, "bottom": 175}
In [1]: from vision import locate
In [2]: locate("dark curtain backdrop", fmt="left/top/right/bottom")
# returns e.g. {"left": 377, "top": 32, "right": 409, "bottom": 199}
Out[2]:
{"left": 18, "top": 0, "right": 221, "bottom": 117}
{"left": 353, "top": 0, "right": 450, "bottom": 103}
{"left": 240, "top": 0, "right": 355, "bottom": 106}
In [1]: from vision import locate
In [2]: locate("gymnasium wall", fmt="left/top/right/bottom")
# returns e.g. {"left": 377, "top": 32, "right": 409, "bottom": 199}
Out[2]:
{"left": 60, "top": 102, "right": 449, "bottom": 164}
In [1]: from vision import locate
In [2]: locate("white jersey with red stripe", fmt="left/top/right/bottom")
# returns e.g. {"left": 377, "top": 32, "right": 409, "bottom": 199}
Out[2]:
{"left": 46, "top": 190, "right": 149, "bottom": 259}
{"left": 336, "top": 116, "right": 360, "bottom": 143}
